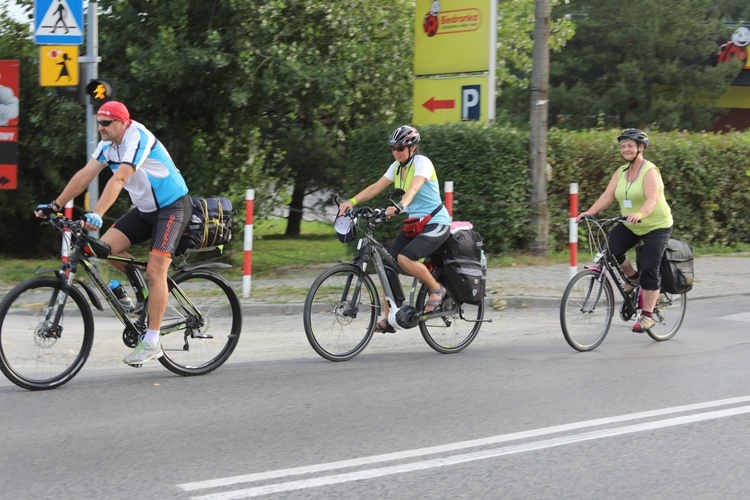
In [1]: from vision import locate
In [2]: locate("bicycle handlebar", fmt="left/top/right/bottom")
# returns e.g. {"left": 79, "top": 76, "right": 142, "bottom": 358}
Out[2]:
{"left": 334, "top": 188, "right": 404, "bottom": 224}
{"left": 42, "top": 213, "right": 85, "bottom": 234}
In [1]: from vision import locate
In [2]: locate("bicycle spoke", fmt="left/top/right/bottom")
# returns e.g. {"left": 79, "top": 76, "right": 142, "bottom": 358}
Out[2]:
{"left": 560, "top": 270, "right": 614, "bottom": 351}
{"left": 0, "top": 278, "right": 94, "bottom": 390}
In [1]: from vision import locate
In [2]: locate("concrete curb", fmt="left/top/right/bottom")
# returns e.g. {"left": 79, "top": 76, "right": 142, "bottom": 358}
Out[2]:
{"left": 235, "top": 291, "right": 749, "bottom": 316}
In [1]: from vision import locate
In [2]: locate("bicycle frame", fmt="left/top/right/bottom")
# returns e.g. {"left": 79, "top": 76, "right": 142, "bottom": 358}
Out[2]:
{"left": 583, "top": 217, "right": 641, "bottom": 315}
{"left": 40, "top": 216, "right": 225, "bottom": 343}
{"left": 342, "top": 203, "right": 486, "bottom": 325}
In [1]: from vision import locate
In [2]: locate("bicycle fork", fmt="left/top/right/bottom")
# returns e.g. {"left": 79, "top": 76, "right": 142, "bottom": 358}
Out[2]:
{"left": 581, "top": 270, "right": 607, "bottom": 313}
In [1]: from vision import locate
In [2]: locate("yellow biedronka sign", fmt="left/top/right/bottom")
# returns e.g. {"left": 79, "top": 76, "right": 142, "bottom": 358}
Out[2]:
{"left": 414, "top": 0, "right": 492, "bottom": 76}
{"left": 413, "top": 0, "right": 496, "bottom": 125}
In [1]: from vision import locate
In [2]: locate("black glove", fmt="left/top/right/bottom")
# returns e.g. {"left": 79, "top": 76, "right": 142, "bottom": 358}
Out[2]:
{"left": 35, "top": 200, "right": 61, "bottom": 217}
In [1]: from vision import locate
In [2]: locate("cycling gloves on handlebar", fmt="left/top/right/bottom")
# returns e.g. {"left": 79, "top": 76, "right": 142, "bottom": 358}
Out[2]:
{"left": 35, "top": 200, "right": 61, "bottom": 217}
{"left": 84, "top": 212, "right": 103, "bottom": 229}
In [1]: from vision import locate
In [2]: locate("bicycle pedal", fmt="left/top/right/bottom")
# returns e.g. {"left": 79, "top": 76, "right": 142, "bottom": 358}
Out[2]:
{"left": 128, "top": 363, "right": 143, "bottom": 368}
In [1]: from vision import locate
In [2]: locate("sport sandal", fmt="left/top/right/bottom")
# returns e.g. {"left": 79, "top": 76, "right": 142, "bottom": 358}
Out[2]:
{"left": 374, "top": 319, "right": 396, "bottom": 334}
{"left": 424, "top": 287, "right": 447, "bottom": 313}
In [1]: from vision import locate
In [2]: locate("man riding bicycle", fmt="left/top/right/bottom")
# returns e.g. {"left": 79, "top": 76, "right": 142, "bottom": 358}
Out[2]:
{"left": 34, "top": 101, "right": 191, "bottom": 366}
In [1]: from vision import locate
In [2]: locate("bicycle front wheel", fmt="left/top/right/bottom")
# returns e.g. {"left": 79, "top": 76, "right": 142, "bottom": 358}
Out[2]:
{"left": 0, "top": 277, "right": 94, "bottom": 391}
{"left": 418, "top": 268, "right": 484, "bottom": 354}
{"left": 560, "top": 269, "right": 614, "bottom": 352}
{"left": 647, "top": 292, "right": 686, "bottom": 341}
{"left": 158, "top": 269, "right": 242, "bottom": 376}
{"left": 303, "top": 264, "right": 378, "bottom": 361}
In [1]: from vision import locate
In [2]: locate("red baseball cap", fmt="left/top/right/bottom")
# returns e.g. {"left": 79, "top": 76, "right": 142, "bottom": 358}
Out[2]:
{"left": 97, "top": 101, "right": 131, "bottom": 123}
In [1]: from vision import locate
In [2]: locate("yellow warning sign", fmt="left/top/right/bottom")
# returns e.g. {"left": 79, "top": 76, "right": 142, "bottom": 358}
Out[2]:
{"left": 39, "top": 46, "right": 78, "bottom": 87}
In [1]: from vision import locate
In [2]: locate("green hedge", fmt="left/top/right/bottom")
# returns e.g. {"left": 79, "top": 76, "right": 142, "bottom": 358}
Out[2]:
{"left": 344, "top": 124, "right": 750, "bottom": 253}
{"left": 549, "top": 130, "right": 750, "bottom": 248}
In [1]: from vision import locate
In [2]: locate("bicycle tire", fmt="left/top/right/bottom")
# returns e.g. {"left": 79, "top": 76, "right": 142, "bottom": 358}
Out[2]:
{"left": 0, "top": 277, "right": 94, "bottom": 391}
{"left": 418, "top": 268, "right": 483, "bottom": 354}
{"left": 303, "top": 263, "right": 378, "bottom": 361}
{"left": 158, "top": 269, "right": 242, "bottom": 376}
{"left": 560, "top": 269, "right": 615, "bottom": 352}
{"left": 647, "top": 292, "right": 686, "bottom": 341}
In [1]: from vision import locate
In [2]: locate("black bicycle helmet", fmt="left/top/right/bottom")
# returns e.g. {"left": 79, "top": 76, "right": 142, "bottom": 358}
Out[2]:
{"left": 387, "top": 125, "right": 420, "bottom": 147}
{"left": 617, "top": 128, "right": 649, "bottom": 149}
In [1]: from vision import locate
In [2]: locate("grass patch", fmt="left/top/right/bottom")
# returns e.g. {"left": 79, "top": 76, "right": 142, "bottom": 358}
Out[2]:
{"left": 2, "top": 218, "right": 749, "bottom": 287}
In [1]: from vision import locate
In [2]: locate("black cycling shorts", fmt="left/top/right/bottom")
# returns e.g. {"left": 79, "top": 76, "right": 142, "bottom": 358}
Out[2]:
{"left": 111, "top": 195, "right": 191, "bottom": 258}
{"left": 390, "top": 223, "right": 451, "bottom": 262}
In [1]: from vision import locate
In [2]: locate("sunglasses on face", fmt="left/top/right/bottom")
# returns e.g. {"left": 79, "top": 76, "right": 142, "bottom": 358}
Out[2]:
{"left": 391, "top": 146, "right": 407, "bottom": 152}
{"left": 97, "top": 120, "right": 114, "bottom": 127}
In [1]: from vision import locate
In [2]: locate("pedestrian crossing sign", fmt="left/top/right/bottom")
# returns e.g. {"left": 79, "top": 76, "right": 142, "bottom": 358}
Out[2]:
{"left": 39, "top": 46, "right": 79, "bottom": 87}
{"left": 34, "top": 0, "right": 84, "bottom": 45}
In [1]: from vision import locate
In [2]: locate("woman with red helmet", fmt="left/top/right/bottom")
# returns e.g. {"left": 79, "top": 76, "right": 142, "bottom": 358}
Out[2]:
{"left": 576, "top": 129, "right": 673, "bottom": 332}
{"left": 338, "top": 125, "right": 451, "bottom": 333}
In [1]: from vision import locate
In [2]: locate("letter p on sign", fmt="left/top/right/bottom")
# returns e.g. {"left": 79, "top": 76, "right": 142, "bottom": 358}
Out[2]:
{"left": 462, "top": 85, "right": 481, "bottom": 121}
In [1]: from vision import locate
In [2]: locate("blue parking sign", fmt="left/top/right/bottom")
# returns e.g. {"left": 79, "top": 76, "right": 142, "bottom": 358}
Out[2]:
{"left": 461, "top": 85, "right": 481, "bottom": 121}
{"left": 34, "top": 0, "right": 84, "bottom": 45}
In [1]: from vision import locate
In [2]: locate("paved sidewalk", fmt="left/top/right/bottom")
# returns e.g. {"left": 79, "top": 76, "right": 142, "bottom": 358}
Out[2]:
{"left": 240, "top": 253, "right": 750, "bottom": 315}
{"left": 1, "top": 254, "right": 746, "bottom": 316}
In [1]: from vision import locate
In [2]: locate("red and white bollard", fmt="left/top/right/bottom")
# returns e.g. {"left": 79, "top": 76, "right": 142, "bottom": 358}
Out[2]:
{"left": 444, "top": 181, "right": 453, "bottom": 220}
{"left": 569, "top": 183, "right": 578, "bottom": 281}
{"left": 242, "top": 189, "right": 254, "bottom": 298}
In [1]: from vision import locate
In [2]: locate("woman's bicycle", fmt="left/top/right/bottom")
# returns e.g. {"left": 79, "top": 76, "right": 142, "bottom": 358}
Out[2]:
{"left": 303, "top": 191, "right": 490, "bottom": 361}
{"left": 0, "top": 214, "right": 242, "bottom": 390}
{"left": 560, "top": 216, "right": 686, "bottom": 351}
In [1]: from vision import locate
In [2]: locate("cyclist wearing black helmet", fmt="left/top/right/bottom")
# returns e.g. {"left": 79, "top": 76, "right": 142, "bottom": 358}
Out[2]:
{"left": 576, "top": 129, "right": 673, "bottom": 332}
{"left": 338, "top": 125, "right": 451, "bottom": 333}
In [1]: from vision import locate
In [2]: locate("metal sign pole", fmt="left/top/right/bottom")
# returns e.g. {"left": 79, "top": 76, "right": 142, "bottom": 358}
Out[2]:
{"left": 78, "top": 1, "right": 100, "bottom": 236}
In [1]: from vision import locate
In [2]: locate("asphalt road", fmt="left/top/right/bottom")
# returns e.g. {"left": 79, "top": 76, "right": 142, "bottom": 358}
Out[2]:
{"left": 2, "top": 294, "right": 750, "bottom": 499}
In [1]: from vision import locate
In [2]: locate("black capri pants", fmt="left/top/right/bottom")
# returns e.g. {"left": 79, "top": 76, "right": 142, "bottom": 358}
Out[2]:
{"left": 390, "top": 223, "right": 451, "bottom": 262}
{"left": 607, "top": 223, "right": 672, "bottom": 291}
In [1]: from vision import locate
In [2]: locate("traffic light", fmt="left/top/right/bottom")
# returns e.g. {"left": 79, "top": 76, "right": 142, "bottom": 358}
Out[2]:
{"left": 85, "top": 79, "right": 114, "bottom": 109}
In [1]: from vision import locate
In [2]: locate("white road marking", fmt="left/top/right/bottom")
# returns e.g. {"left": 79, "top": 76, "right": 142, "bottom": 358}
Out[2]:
{"left": 720, "top": 312, "right": 750, "bottom": 322}
{"left": 178, "top": 395, "right": 750, "bottom": 498}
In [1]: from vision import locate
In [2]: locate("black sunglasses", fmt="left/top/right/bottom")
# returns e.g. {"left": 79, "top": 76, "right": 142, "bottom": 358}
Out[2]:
{"left": 97, "top": 120, "right": 114, "bottom": 127}
{"left": 391, "top": 146, "right": 407, "bottom": 152}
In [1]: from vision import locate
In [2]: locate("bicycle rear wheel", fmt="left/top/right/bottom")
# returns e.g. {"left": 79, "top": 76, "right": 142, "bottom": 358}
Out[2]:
{"left": 158, "top": 269, "right": 242, "bottom": 376}
{"left": 418, "top": 269, "right": 483, "bottom": 354}
{"left": 303, "top": 263, "right": 378, "bottom": 361}
{"left": 647, "top": 292, "right": 686, "bottom": 341}
{"left": 0, "top": 277, "right": 94, "bottom": 391}
{"left": 560, "top": 269, "right": 614, "bottom": 352}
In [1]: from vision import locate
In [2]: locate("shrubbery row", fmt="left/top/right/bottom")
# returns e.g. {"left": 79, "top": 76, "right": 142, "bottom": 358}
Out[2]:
{"left": 344, "top": 124, "right": 750, "bottom": 253}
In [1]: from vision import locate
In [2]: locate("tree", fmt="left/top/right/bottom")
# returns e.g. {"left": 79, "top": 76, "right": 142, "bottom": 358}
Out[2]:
{"left": 0, "top": 5, "right": 87, "bottom": 255}
{"left": 528, "top": 0, "right": 551, "bottom": 255}
{"left": 94, "top": 0, "right": 414, "bottom": 234}
{"left": 548, "top": 0, "right": 743, "bottom": 131}
{"left": 496, "top": 0, "right": 575, "bottom": 93}
{"left": 250, "top": 0, "right": 414, "bottom": 235}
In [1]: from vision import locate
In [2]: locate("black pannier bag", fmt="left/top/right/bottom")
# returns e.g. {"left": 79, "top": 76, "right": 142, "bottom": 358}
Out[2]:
{"left": 180, "top": 196, "right": 235, "bottom": 252}
{"left": 660, "top": 238, "right": 694, "bottom": 294}
{"left": 440, "top": 228, "right": 485, "bottom": 305}
{"left": 636, "top": 238, "right": 694, "bottom": 294}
